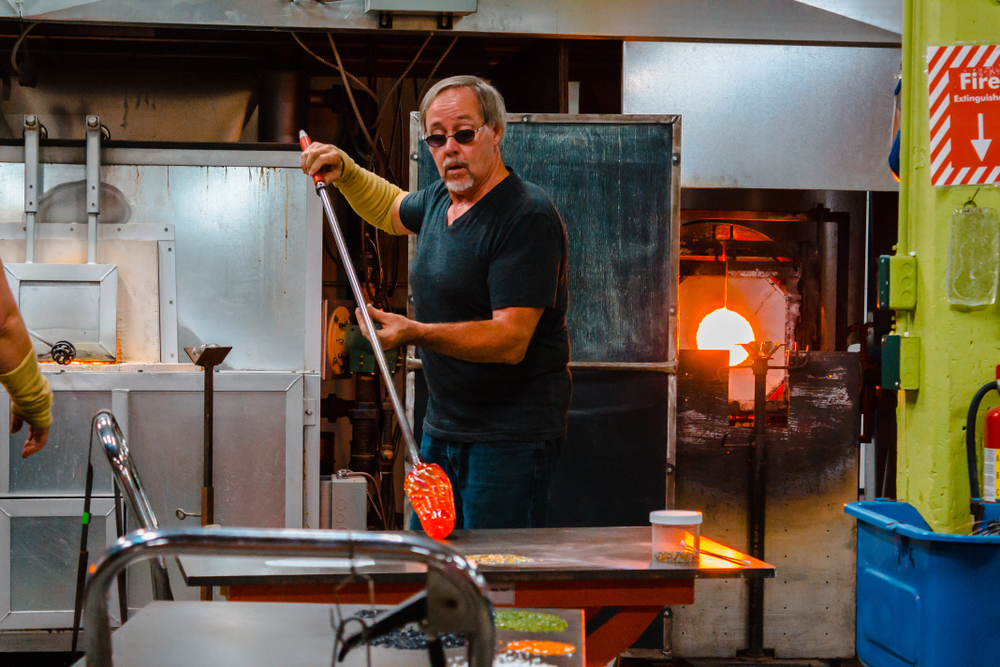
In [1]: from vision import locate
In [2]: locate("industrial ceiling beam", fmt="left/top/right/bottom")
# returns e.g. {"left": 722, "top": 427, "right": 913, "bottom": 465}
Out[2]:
{"left": 0, "top": 0, "right": 901, "bottom": 45}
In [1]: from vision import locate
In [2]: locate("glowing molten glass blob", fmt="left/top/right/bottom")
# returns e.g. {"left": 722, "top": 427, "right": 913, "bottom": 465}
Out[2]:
{"left": 404, "top": 462, "right": 456, "bottom": 540}
{"left": 696, "top": 308, "right": 755, "bottom": 366}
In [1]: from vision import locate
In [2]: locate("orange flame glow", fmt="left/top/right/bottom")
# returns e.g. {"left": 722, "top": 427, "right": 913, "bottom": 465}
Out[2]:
{"left": 42, "top": 360, "right": 116, "bottom": 366}
{"left": 696, "top": 308, "right": 754, "bottom": 366}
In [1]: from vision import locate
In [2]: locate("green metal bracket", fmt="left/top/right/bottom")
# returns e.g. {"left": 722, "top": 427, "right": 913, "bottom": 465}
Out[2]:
{"left": 882, "top": 334, "right": 901, "bottom": 389}
{"left": 878, "top": 256, "right": 891, "bottom": 310}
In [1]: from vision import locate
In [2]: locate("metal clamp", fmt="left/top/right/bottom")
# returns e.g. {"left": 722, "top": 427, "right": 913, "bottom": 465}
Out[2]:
{"left": 83, "top": 528, "right": 495, "bottom": 667}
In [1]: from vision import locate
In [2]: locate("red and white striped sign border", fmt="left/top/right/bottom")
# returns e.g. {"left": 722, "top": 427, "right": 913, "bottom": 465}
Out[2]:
{"left": 928, "top": 44, "right": 1000, "bottom": 186}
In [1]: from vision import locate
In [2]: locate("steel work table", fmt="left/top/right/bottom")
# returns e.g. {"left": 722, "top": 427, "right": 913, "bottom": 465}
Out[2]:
{"left": 71, "top": 602, "right": 584, "bottom": 667}
{"left": 179, "top": 527, "right": 772, "bottom": 667}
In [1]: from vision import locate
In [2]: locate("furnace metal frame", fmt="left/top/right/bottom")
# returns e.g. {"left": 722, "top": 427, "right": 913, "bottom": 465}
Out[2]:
{"left": 0, "top": 146, "right": 323, "bottom": 639}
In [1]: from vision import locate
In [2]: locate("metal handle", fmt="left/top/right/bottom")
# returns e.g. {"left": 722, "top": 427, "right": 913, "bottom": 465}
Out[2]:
{"left": 94, "top": 411, "right": 173, "bottom": 602}
{"left": 95, "top": 412, "right": 160, "bottom": 530}
{"left": 300, "top": 131, "right": 422, "bottom": 466}
{"left": 83, "top": 527, "right": 494, "bottom": 667}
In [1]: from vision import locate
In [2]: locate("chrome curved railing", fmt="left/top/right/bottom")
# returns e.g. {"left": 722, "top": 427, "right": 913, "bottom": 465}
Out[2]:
{"left": 84, "top": 527, "right": 494, "bottom": 667}
{"left": 94, "top": 410, "right": 173, "bottom": 601}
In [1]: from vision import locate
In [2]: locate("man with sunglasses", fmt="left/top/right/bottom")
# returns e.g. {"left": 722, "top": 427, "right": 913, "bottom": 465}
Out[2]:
{"left": 302, "top": 75, "right": 570, "bottom": 531}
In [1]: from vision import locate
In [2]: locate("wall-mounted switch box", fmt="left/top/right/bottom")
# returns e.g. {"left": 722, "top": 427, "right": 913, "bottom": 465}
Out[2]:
{"left": 878, "top": 255, "right": 917, "bottom": 310}
{"left": 331, "top": 477, "right": 367, "bottom": 530}
{"left": 899, "top": 335, "right": 921, "bottom": 390}
{"left": 882, "top": 333, "right": 920, "bottom": 390}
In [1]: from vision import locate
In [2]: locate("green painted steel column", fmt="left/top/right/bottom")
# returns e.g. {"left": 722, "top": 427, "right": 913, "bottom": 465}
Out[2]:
{"left": 897, "top": 0, "right": 1000, "bottom": 532}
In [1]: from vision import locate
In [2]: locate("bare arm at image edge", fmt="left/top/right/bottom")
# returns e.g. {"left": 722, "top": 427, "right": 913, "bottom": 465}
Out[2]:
{"left": 0, "top": 256, "right": 51, "bottom": 458}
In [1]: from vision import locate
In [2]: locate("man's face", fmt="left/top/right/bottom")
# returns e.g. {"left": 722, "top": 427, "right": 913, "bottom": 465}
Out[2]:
{"left": 424, "top": 87, "right": 501, "bottom": 194}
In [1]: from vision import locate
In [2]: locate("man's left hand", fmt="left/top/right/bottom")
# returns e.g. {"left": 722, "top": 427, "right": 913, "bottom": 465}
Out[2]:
{"left": 356, "top": 303, "right": 416, "bottom": 350}
{"left": 11, "top": 413, "right": 48, "bottom": 458}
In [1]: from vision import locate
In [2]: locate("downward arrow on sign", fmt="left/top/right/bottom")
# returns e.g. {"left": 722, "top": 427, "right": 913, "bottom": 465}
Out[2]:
{"left": 972, "top": 113, "right": 992, "bottom": 160}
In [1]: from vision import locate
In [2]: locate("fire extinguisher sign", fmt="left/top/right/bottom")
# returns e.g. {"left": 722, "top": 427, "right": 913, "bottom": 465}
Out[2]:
{"left": 928, "top": 45, "right": 1000, "bottom": 187}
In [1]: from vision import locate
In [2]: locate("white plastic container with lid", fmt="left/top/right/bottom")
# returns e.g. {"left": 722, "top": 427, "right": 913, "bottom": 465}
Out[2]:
{"left": 650, "top": 510, "right": 703, "bottom": 563}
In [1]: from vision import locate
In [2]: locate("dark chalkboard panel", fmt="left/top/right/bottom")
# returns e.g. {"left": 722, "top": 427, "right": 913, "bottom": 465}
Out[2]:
{"left": 413, "top": 116, "right": 679, "bottom": 363}
{"left": 547, "top": 370, "right": 670, "bottom": 526}
{"left": 409, "top": 368, "right": 669, "bottom": 528}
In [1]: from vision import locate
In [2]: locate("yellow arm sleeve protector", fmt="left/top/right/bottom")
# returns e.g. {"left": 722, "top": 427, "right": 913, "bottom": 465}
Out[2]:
{"left": 0, "top": 350, "right": 52, "bottom": 429}
{"left": 332, "top": 149, "right": 406, "bottom": 235}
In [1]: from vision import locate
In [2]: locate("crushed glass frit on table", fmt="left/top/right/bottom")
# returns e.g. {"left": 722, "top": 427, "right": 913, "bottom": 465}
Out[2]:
{"left": 494, "top": 610, "right": 568, "bottom": 633}
{"left": 448, "top": 651, "right": 559, "bottom": 667}
{"left": 350, "top": 608, "right": 466, "bottom": 649}
{"left": 654, "top": 550, "right": 696, "bottom": 563}
{"left": 466, "top": 554, "right": 533, "bottom": 565}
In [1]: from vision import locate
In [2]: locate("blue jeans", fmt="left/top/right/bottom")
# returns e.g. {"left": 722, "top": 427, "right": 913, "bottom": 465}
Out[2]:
{"left": 409, "top": 433, "right": 562, "bottom": 530}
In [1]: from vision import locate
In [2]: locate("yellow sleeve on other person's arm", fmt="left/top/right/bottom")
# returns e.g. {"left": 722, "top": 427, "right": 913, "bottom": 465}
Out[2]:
{"left": 0, "top": 349, "right": 52, "bottom": 429}
{"left": 332, "top": 149, "right": 405, "bottom": 235}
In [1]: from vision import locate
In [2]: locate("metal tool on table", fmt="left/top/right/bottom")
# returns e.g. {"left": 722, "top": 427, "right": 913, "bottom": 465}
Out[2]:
{"left": 683, "top": 543, "right": 752, "bottom": 567}
{"left": 177, "top": 343, "right": 231, "bottom": 599}
{"left": 299, "top": 131, "right": 455, "bottom": 539}
{"left": 81, "top": 527, "right": 495, "bottom": 667}
{"left": 3, "top": 115, "right": 118, "bottom": 362}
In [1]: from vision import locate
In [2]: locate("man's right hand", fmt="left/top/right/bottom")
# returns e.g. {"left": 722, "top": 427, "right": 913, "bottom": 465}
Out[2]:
{"left": 301, "top": 142, "right": 346, "bottom": 185}
{"left": 12, "top": 412, "right": 48, "bottom": 458}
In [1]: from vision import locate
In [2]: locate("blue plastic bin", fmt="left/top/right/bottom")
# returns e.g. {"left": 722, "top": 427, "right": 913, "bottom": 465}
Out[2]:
{"left": 846, "top": 500, "right": 1000, "bottom": 667}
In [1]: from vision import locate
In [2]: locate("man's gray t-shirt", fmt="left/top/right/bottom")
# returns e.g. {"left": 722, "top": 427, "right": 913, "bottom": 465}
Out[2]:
{"left": 399, "top": 171, "right": 571, "bottom": 442}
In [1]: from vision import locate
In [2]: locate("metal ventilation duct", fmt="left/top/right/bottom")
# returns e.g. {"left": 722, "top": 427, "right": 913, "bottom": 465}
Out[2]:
{"left": 623, "top": 41, "right": 902, "bottom": 191}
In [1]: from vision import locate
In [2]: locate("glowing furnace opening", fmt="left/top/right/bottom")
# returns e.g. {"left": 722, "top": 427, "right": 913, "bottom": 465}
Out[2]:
{"left": 695, "top": 308, "right": 755, "bottom": 366}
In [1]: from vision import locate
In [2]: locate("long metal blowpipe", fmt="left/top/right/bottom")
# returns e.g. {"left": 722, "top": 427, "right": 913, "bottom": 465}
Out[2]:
{"left": 300, "top": 132, "right": 420, "bottom": 465}
{"left": 300, "top": 132, "right": 456, "bottom": 539}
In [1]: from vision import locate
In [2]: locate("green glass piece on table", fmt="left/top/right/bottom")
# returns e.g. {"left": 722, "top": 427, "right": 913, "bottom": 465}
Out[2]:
{"left": 494, "top": 610, "right": 567, "bottom": 633}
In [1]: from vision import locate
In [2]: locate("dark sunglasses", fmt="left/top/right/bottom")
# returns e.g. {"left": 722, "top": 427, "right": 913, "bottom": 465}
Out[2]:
{"left": 423, "top": 125, "right": 485, "bottom": 149}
